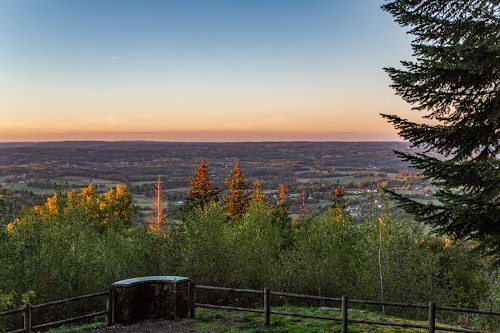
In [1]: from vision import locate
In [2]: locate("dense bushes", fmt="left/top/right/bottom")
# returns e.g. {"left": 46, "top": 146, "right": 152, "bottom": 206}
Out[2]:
{"left": 0, "top": 187, "right": 498, "bottom": 331}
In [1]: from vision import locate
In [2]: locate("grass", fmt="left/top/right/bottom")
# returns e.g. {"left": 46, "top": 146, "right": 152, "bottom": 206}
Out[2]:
{"left": 46, "top": 305, "right": 463, "bottom": 333}
{"left": 191, "top": 305, "right": 436, "bottom": 332}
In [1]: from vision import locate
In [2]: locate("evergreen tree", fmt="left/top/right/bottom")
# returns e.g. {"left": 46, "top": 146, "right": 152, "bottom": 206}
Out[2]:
{"left": 382, "top": 1, "right": 500, "bottom": 256}
{"left": 272, "top": 184, "right": 292, "bottom": 225}
{"left": 275, "top": 184, "right": 290, "bottom": 210}
{"left": 185, "top": 159, "right": 219, "bottom": 211}
{"left": 330, "top": 185, "right": 348, "bottom": 222}
{"left": 224, "top": 161, "right": 250, "bottom": 218}
{"left": 250, "top": 178, "right": 267, "bottom": 205}
{"left": 299, "top": 188, "right": 307, "bottom": 218}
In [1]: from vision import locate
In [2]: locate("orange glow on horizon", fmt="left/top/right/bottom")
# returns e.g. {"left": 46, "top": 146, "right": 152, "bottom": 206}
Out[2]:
{"left": 0, "top": 127, "right": 402, "bottom": 142}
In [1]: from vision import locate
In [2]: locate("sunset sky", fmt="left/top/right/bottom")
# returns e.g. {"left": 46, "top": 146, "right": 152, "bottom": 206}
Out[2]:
{"left": 0, "top": 0, "right": 416, "bottom": 142}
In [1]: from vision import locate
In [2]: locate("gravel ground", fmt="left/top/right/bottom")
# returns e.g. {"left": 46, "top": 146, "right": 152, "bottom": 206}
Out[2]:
{"left": 89, "top": 312, "right": 249, "bottom": 333}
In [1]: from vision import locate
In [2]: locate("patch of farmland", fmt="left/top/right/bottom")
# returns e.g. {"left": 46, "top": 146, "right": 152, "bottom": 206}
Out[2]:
{"left": 1, "top": 182, "right": 54, "bottom": 194}
{"left": 130, "top": 181, "right": 156, "bottom": 186}
{"left": 57, "top": 176, "right": 124, "bottom": 185}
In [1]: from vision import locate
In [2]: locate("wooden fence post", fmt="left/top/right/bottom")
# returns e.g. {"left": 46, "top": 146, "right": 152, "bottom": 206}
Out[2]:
{"left": 189, "top": 282, "right": 195, "bottom": 318}
{"left": 428, "top": 301, "right": 436, "bottom": 333}
{"left": 24, "top": 303, "right": 31, "bottom": 333}
{"left": 341, "top": 295, "right": 348, "bottom": 333}
{"left": 106, "top": 287, "right": 113, "bottom": 326}
{"left": 264, "top": 288, "right": 270, "bottom": 327}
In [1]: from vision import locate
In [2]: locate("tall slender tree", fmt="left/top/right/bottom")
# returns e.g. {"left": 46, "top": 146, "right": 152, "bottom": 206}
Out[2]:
{"left": 299, "top": 188, "right": 306, "bottom": 218}
{"left": 330, "top": 185, "right": 347, "bottom": 222}
{"left": 147, "top": 175, "right": 167, "bottom": 231}
{"left": 275, "top": 184, "right": 291, "bottom": 211}
{"left": 272, "top": 184, "right": 293, "bottom": 226}
{"left": 224, "top": 161, "right": 250, "bottom": 218}
{"left": 382, "top": 0, "right": 500, "bottom": 256}
{"left": 185, "top": 159, "right": 219, "bottom": 211}
{"left": 251, "top": 178, "right": 267, "bottom": 205}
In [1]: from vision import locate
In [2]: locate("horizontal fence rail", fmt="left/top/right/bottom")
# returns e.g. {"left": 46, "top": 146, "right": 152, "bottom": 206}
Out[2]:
{"left": 269, "top": 291, "right": 342, "bottom": 302}
{"left": 1, "top": 290, "right": 111, "bottom": 333}
{"left": 195, "top": 285, "right": 264, "bottom": 294}
{"left": 31, "top": 291, "right": 108, "bottom": 310}
{"left": 349, "top": 298, "right": 428, "bottom": 309}
{"left": 0, "top": 308, "right": 24, "bottom": 317}
{"left": 191, "top": 283, "right": 500, "bottom": 333}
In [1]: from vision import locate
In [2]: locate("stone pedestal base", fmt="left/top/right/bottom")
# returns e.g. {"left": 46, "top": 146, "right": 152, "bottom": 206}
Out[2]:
{"left": 113, "top": 276, "right": 189, "bottom": 324}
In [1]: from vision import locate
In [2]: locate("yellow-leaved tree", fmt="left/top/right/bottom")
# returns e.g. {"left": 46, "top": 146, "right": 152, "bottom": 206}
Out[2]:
{"left": 99, "top": 184, "right": 136, "bottom": 231}
{"left": 26, "top": 184, "right": 136, "bottom": 232}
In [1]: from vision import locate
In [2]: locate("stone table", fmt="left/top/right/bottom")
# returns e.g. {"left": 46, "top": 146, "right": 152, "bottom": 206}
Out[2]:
{"left": 113, "top": 276, "right": 190, "bottom": 324}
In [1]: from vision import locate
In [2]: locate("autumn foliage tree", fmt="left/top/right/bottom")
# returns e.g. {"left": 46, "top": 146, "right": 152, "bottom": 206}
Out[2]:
{"left": 250, "top": 179, "right": 267, "bottom": 206}
{"left": 223, "top": 161, "right": 250, "bottom": 218}
{"left": 275, "top": 184, "right": 290, "bottom": 211}
{"left": 330, "top": 185, "right": 348, "bottom": 222}
{"left": 185, "top": 159, "right": 219, "bottom": 211}
{"left": 272, "top": 184, "right": 292, "bottom": 225}
{"left": 99, "top": 185, "right": 136, "bottom": 230}
{"left": 30, "top": 184, "right": 136, "bottom": 232}
{"left": 148, "top": 175, "right": 167, "bottom": 231}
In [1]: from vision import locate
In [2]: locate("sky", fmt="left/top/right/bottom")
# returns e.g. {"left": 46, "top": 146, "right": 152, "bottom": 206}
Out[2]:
{"left": 0, "top": 0, "right": 416, "bottom": 142}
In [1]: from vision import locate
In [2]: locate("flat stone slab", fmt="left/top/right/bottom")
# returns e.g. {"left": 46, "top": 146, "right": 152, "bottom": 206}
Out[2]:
{"left": 114, "top": 276, "right": 189, "bottom": 286}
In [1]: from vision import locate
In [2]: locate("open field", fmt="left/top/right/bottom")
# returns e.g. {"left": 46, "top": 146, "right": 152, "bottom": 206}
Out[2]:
{"left": 0, "top": 182, "right": 54, "bottom": 194}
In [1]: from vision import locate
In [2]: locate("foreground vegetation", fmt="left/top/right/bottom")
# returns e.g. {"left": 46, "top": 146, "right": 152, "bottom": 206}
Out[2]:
{"left": 0, "top": 181, "right": 498, "bottom": 332}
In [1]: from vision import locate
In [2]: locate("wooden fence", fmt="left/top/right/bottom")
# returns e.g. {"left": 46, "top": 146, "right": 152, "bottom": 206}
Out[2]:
{"left": 1, "top": 284, "right": 499, "bottom": 333}
{"left": 0, "top": 290, "right": 112, "bottom": 333}
{"left": 190, "top": 283, "right": 500, "bottom": 333}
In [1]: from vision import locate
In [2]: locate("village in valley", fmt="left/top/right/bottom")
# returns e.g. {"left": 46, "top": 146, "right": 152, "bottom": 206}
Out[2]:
{"left": 0, "top": 141, "right": 439, "bottom": 223}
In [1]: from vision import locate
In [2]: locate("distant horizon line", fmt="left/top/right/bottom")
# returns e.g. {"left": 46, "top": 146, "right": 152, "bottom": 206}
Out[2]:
{"left": 0, "top": 139, "right": 408, "bottom": 144}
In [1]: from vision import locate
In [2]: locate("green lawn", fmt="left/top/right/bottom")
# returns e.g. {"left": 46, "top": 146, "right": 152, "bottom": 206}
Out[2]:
{"left": 50, "top": 305, "right": 463, "bottom": 332}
